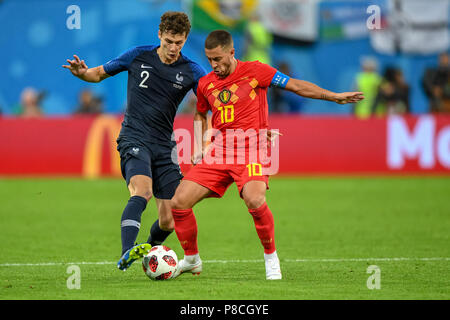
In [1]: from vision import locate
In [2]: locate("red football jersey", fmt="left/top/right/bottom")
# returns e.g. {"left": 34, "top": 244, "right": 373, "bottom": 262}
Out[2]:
{"left": 197, "top": 60, "right": 277, "bottom": 133}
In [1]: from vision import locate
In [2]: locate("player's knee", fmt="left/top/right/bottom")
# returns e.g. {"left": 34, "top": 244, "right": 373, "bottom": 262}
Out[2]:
{"left": 132, "top": 188, "right": 153, "bottom": 202}
{"left": 170, "top": 196, "right": 183, "bottom": 210}
{"left": 244, "top": 195, "right": 266, "bottom": 210}
{"left": 129, "top": 175, "right": 153, "bottom": 201}
{"left": 170, "top": 193, "right": 190, "bottom": 210}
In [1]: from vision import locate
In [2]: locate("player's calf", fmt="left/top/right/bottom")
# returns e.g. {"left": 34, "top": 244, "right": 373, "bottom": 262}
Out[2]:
{"left": 147, "top": 199, "right": 175, "bottom": 246}
{"left": 248, "top": 202, "right": 276, "bottom": 254}
{"left": 147, "top": 219, "right": 173, "bottom": 246}
{"left": 172, "top": 208, "right": 199, "bottom": 256}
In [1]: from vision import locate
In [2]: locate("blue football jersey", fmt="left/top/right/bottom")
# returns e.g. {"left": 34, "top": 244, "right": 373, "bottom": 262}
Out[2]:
{"left": 103, "top": 45, "right": 206, "bottom": 147}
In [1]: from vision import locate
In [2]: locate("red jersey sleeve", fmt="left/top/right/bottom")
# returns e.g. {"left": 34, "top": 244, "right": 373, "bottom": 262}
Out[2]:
{"left": 252, "top": 61, "right": 277, "bottom": 88}
{"left": 196, "top": 82, "right": 210, "bottom": 113}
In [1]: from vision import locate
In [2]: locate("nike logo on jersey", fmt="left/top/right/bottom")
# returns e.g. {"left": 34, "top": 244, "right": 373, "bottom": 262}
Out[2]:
{"left": 141, "top": 64, "right": 152, "bottom": 69}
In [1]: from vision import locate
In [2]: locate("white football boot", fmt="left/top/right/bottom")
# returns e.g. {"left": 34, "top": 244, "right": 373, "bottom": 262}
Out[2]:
{"left": 264, "top": 252, "right": 282, "bottom": 280}
{"left": 172, "top": 254, "right": 202, "bottom": 278}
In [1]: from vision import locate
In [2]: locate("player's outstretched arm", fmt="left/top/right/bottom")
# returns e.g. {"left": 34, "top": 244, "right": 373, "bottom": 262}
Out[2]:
{"left": 284, "top": 78, "right": 364, "bottom": 104}
{"left": 62, "top": 55, "right": 110, "bottom": 83}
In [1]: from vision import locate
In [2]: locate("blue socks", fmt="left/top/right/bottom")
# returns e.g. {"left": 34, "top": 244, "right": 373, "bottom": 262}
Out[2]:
{"left": 147, "top": 219, "right": 173, "bottom": 246}
{"left": 120, "top": 196, "right": 147, "bottom": 255}
{"left": 120, "top": 196, "right": 174, "bottom": 255}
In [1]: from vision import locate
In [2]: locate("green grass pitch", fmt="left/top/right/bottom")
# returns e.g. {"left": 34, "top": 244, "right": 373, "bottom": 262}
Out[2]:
{"left": 0, "top": 176, "right": 449, "bottom": 300}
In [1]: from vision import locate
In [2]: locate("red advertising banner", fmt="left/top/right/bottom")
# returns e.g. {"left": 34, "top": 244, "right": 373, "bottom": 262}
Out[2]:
{"left": 269, "top": 115, "right": 450, "bottom": 174}
{"left": 0, "top": 114, "right": 449, "bottom": 177}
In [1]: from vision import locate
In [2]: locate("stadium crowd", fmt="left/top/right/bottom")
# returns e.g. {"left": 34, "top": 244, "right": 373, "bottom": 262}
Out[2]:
{"left": 7, "top": 51, "right": 448, "bottom": 118}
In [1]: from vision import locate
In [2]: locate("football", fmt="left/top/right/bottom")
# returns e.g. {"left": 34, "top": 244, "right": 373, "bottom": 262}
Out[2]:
{"left": 142, "top": 245, "right": 178, "bottom": 280}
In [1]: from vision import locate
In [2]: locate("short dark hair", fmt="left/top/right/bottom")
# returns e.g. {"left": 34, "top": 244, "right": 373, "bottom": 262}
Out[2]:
{"left": 159, "top": 11, "right": 191, "bottom": 36}
{"left": 205, "top": 30, "right": 233, "bottom": 50}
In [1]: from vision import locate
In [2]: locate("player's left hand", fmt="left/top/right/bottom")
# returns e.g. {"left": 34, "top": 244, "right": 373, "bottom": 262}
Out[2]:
{"left": 191, "top": 144, "right": 212, "bottom": 165}
{"left": 333, "top": 92, "right": 364, "bottom": 104}
{"left": 191, "top": 152, "right": 203, "bottom": 165}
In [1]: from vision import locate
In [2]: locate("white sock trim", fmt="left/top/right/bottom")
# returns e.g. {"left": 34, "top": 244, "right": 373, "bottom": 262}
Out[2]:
{"left": 184, "top": 254, "right": 200, "bottom": 263}
{"left": 264, "top": 251, "right": 278, "bottom": 261}
{"left": 121, "top": 219, "right": 141, "bottom": 229}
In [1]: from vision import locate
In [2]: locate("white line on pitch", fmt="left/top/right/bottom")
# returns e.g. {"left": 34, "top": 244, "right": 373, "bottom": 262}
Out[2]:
{"left": 0, "top": 257, "right": 448, "bottom": 267}
{"left": 205, "top": 257, "right": 450, "bottom": 263}
{"left": 285, "top": 257, "right": 450, "bottom": 262}
{"left": 0, "top": 261, "right": 114, "bottom": 267}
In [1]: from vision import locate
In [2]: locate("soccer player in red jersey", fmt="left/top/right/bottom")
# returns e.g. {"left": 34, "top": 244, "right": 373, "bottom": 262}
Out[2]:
{"left": 171, "top": 30, "right": 364, "bottom": 280}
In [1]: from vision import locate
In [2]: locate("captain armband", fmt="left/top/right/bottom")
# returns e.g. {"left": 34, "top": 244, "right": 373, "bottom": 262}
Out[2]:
{"left": 270, "top": 71, "right": 290, "bottom": 89}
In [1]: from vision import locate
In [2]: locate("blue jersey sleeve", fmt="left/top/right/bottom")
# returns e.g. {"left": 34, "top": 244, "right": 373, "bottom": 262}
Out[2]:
{"left": 270, "top": 71, "right": 291, "bottom": 89}
{"left": 103, "top": 45, "right": 156, "bottom": 76}
{"left": 189, "top": 62, "right": 207, "bottom": 96}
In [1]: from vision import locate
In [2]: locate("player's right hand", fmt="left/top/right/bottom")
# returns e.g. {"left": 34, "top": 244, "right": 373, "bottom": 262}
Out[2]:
{"left": 62, "top": 55, "right": 88, "bottom": 77}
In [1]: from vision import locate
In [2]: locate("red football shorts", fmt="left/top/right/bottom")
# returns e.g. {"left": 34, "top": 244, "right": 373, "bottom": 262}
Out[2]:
{"left": 183, "top": 162, "right": 269, "bottom": 198}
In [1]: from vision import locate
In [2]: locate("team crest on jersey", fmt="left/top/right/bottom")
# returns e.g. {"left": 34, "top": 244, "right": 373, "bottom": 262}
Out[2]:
{"left": 218, "top": 88, "right": 231, "bottom": 104}
{"left": 176, "top": 72, "right": 184, "bottom": 83}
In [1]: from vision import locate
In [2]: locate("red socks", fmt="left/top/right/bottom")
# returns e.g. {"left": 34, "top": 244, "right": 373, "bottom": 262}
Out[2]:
{"left": 172, "top": 208, "right": 199, "bottom": 255}
{"left": 173, "top": 203, "right": 276, "bottom": 256}
{"left": 248, "top": 202, "right": 276, "bottom": 254}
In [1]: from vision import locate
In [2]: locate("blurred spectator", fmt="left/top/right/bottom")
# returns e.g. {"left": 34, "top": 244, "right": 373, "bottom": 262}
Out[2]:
{"left": 74, "top": 89, "right": 103, "bottom": 114}
{"left": 372, "top": 67, "right": 410, "bottom": 116}
{"left": 422, "top": 52, "right": 450, "bottom": 113}
{"left": 14, "top": 87, "right": 45, "bottom": 118}
{"left": 271, "top": 62, "right": 304, "bottom": 113}
{"left": 242, "top": 12, "right": 274, "bottom": 112}
{"left": 242, "top": 12, "right": 273, "bottom": 64}
{"left": 353, "top": 56, "right": 381, "bottom": 119}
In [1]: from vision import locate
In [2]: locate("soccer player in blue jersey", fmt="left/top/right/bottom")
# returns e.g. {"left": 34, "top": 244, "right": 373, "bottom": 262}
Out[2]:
{"left": 63, "top": 11, "right": 207, "bottom": 271}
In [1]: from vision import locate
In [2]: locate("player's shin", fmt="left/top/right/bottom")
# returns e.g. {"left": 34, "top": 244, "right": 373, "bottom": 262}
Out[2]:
{"left": 249, "top": 203, "right": 281, "bottom": 279}
{"left": 248, "top": 202, "right": 276, "bottom": 254}
{"left": 120, "top": 196, "right": 147, "bottom": 255}
{"left": 172, "top": 208, "right": 199, "bottom": 255}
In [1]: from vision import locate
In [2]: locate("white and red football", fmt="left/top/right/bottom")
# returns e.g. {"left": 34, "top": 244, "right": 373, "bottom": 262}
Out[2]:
{"left": 142, "top": 245, "right": 178, "bottom": 280}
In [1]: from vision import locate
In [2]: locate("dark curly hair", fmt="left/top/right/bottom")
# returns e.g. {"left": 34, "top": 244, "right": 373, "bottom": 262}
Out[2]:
{"left": 159, "top": 11, "right": 191, "bottom": 37}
